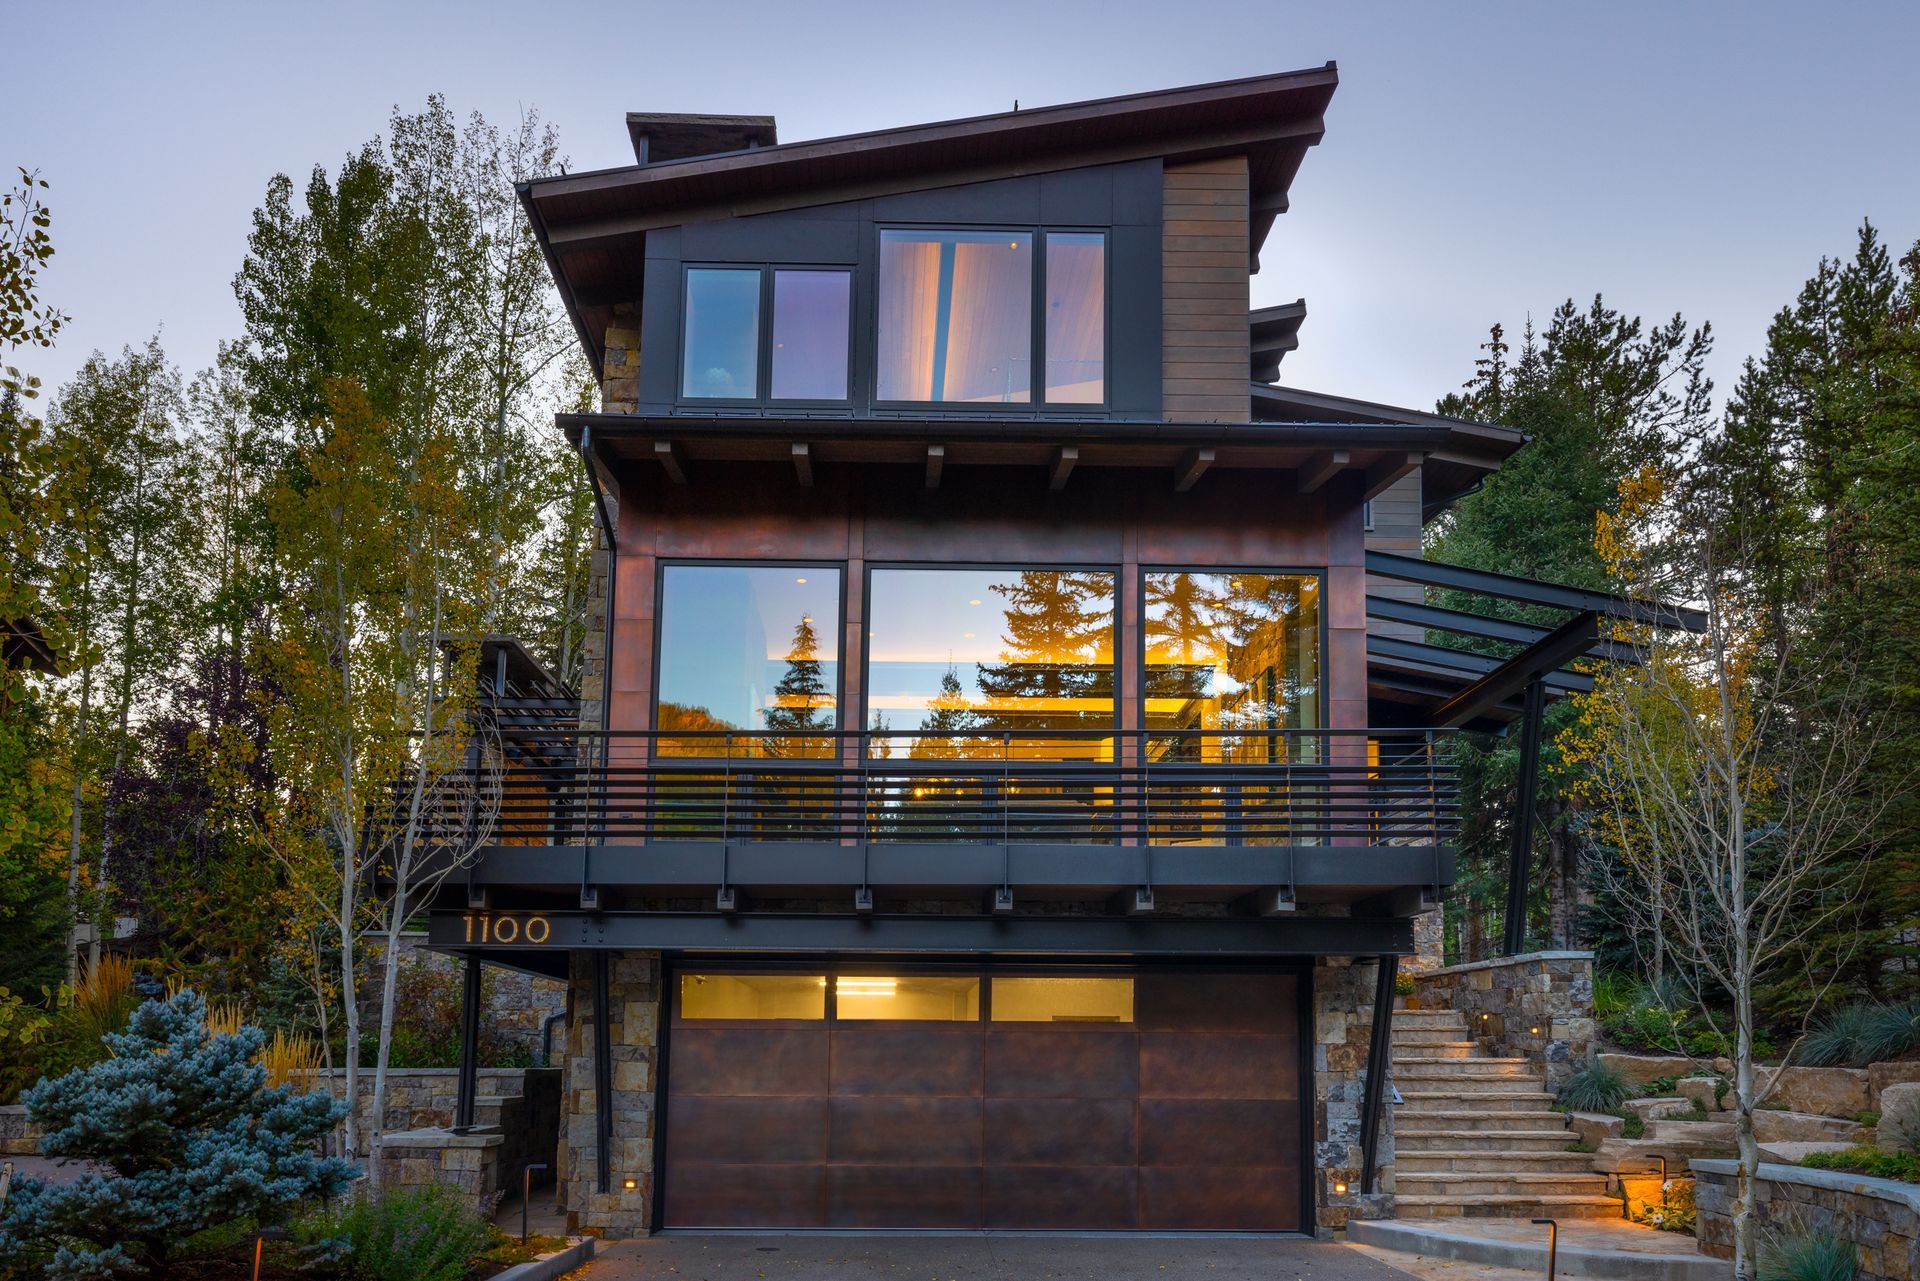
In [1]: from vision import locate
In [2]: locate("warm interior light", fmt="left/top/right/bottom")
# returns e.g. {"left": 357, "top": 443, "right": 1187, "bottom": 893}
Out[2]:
{"left": 968, "top": 598, "right": 982, "bottom": 606}
{"left": 837, "top": 977, "right": 899, "bottom": 995}
{"left": 795, "top": 576, "right": 808, "bottom": 584}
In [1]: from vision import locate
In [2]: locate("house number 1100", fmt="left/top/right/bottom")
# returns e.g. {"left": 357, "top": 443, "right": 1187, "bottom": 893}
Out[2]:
{"left": 462, "top": 912, "right": 551, "bottom": 945}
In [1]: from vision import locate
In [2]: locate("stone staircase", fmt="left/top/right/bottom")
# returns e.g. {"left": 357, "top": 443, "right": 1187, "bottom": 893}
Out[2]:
{"left": 1392, "top": 1007, "right": 1620, "bottom": 1219}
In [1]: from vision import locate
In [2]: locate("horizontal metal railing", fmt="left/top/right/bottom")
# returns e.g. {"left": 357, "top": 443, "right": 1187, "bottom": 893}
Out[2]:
{"left": 443, "top": 727, "right": 1459, "bottom": 849}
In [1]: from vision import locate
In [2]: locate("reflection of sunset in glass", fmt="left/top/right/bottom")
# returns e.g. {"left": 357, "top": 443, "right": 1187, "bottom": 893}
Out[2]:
{"left": 866, "top": 568, "right": 1115, "bottom": 759}
{"left": 1144, "top": 572, "right": 1320, "bottom": 762}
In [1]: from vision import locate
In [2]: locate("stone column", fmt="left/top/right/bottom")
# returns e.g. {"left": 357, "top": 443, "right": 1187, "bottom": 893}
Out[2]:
{"left": 1312, "top": 955, "right": 1395, "bottom": 1233}
{"left": 559, "top": 950, "right": 662, "bottom": 1237}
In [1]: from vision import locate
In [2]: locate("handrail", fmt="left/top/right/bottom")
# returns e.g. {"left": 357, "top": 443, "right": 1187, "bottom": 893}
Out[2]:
{"left": 433, "top": 726, "right": 1461, "bottom": 850}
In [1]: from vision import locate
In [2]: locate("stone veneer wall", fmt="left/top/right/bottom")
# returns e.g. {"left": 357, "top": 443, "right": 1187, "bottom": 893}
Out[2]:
{"left": 1695, "top": 1159, "right": 1920, "bottom": 1280}
{"left": 559, "top": 950, "right": 661, "bottom": 1237}
{"left": 307, "top": 1066, "right": 559, "bottom": 1163}
{"left": 1314, "top": 955, "right": 1395, "bottom": 1233}
{"left": 0, "top": 1104, "right": 39, "bottom": 1155}
{"left": 374, "top": 1129, "right": 504, "bottom": 1215}
{"left": 1411, "top": 950, "right": 1595, "bottom": 1091}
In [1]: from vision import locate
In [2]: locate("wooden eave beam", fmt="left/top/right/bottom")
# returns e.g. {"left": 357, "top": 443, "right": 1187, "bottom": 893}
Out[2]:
{"left": 1298, "top": 450, "right": 1349, "bottom": 493}
{"left": 1431, "top": 611, "right": 1600, "bottom": 729}
{"left": 652, "top": 439, "right": 687, "bottom": 485}
{"left": 1363, "top": 451, "right": 1423, "bottom": 501}
{"left": 925, "top": 444, "right": 945, "bottom": 489}
{"left": 1049, "top": 446, "right": 1078, "bottom": 491}
{"left": 791, "top": 442, "right": 813, "bottom": 488}
{"left": 1174, "top": 448, "right": 1215, "bottom": 493}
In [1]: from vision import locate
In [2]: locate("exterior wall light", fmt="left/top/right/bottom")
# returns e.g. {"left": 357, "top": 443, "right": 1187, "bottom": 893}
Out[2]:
{"left": 1333, "top": 1182, "right": 1348, "bottom": 1194}
{"left": 623, "top": 1177, "right": 638, "bottom": 1191}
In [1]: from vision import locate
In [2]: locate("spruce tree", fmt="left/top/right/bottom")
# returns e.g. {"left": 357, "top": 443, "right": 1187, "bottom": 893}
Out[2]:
{"left": 0, "top": 989, "right": 353, "bottom": 1280}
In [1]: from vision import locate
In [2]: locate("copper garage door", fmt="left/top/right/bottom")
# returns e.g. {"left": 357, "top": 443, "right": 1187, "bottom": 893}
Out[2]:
{"left": 662, "top": 970, "right": 1304, "bottom": 1230}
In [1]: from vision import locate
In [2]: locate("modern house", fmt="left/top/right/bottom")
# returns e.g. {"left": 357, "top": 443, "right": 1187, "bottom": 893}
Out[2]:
{"left": 428, "top": 65, "right": 1695, "bottom": 1236}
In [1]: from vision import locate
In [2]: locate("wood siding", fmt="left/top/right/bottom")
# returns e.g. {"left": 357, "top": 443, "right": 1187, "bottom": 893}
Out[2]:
{"left": 1162, "top": 157, "right": 1250, "bottom": 423}
{"left": 1364, "top": 468, "right": 1424, "bottom": 643}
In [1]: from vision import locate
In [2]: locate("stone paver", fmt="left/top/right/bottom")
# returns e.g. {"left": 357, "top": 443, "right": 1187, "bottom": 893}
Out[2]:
{"left": 578, "top": 1235, "right": 1425, "bottom": 1281}
{"left": 1369, "top": 1218, "right": 1702, "bottom": 1257}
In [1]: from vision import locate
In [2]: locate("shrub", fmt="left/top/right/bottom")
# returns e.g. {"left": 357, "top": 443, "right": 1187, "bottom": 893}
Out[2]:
{"left": 1686, "top": 1029, "right": 1730, "bottom": 1057}
{"left": 0, "top": 985, "right": 60, "bottom": 1104}
{"left": 1863, "top": 1000, "right": 1920, "bottom": 1064}
{"left": 0, "top": 989, "right": 353, "bottom": 1279}
{"left": 298, "top": 1184, "right": 494, "bottom": 1281}
{"left": 1759, "top": 1232, "right": 1858, "bottom": 1281}
{"left": 1560, "top": 1059, "right": 1636, "bottom": 1112}
{"left": 1393, "top": 973, "right": 1416, "bottom": 998}
{"left": 1604, "top": 1002, "right": 1690, "bottom": 1053}
{"left": 1798, "top": 1145, "right": 1920, "bottom": 1184}
{"left": 1593, "top": 970, "right": 1638, "bottom": 1018}
{"left": 1799, "top": 1002, "right": 1887, "bottom": 1068}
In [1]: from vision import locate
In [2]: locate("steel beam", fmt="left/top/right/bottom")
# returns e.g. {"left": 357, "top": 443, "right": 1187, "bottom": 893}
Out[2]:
{"left": 1366, "top": 551, "right": 1706, "bottom": 631}
{"left": 1359, "top": 953, "right": 1398, "bottom": 1194}
{"left": 453, "top": 955, "right": 481, "bottom": 1132}
{"left": 592, "top": 952, "right": 612, "bottom": 1193}
{"left": 1431, "top": 612, "right": 1599, "bottom": 729}
{"left": 1502, "top": 678, "right": 1546, "bottom": 956}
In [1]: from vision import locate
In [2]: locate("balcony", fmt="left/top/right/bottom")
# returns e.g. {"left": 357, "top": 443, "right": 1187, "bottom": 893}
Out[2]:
{"left": 452, "top": 727, "right": 1459, "bottom": 904}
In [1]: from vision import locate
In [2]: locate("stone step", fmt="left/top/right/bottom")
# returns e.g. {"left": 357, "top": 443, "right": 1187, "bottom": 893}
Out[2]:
{"left": 1395, "top": 1130, "right": 1583, "bottom": 1153}
{"left": 1394, "top": 1193, "right": 1624, "bottom": 1221}
{"left": 1393, "top": 1011, "right": 1471, "bottom": 1028}
{"left": 1394, "top": 1056, "right": 1536, "bottom": 1072}
{"left": 1397, "top": 1171, "right": 1614, "bottom": 1198}
{"left": 1394, "top": 1026, "right": 1473, "bottom": 1041}
{"left": 1394, "top": 1075, "right": 1552, "bottom": 1095}
{"left": 1397, "top": 1090, "right": 1558, "bottom": 1110}
{"left": 1395, "top": 1108, "right": 1568, "bottom": 1127}
{"left": 1396, "top": 1149, "right": 1601, "bottom": 1173}
{"left": 1391, "top": 1041, "right": 1478, "bottom": 1059}
{"left": 1350, "top": 1219, "right": 1728, "bottom": 1280}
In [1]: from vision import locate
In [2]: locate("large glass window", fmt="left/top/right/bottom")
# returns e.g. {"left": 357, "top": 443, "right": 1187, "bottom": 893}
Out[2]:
{"left": 770, "top": 269, "right": 850, "bottom": 400}
{"left": 991, "top": 976, "right": 1133, "bottom": 1023}
{"left": 1044, "top": 232, "right": 1105, "bottom": 404}
{"left": 680, "top": 974, "right": 826, "bottom": 1019}
{"left": 835, "top": 975, "right": 980, "bottom": 1021}
{"left": 1143, "top": 572, "right": 1321, "bottom": 760}
{"left": 876, "top": 230, "right": 1032, "bottom": 404}
{"left": 866, "top": 568, "right": 1114, "bottom": 759}
{"left": 656, "top": 565, "right": 841, "bottom": 756}
{"left": 681, "top": 268, "right": 761, "bottom": 399}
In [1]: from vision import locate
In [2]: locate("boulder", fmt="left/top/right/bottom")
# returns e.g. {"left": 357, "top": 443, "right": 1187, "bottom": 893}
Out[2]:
{"left": 1626, "top": 1096, "right": 1693, "bottom": 1121}
{"left": 1879, "top": 1082, "right": 1920, "bottom": 1154}
{"left": 1567, "top": 1110, "right": 1624, "bottom": 1147}
{"left": 1869, "top": 1061, "right": 1920, "bottom": 1111}
{"left": 1752, "top": 1109, "right": 1868, "bottom": 1145}
{"left": 1677, "top": 1077, "right": 1725, "bottom": 1112}
{"left": 1592, "top": 1128, "right": 1735, "bottom": 1173}
{"left": 1755, "top": 1066, "right": 1870, "bottom": 1119}
{"left": 1599, "top": 1052, "right": 1698, "bottom": 1085}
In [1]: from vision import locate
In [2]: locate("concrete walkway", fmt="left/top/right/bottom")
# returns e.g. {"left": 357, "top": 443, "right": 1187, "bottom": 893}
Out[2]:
{"left": 1349, "top": 1218, "right": 1726, "bottom": 1280}
{"left": 577, "top": 1235, "right": 1425, "bottom": 1281}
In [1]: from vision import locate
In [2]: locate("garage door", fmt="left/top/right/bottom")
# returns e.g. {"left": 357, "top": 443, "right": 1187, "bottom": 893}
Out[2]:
{"left": 662, "top": 969, "right": 1304, "bottom": 1231}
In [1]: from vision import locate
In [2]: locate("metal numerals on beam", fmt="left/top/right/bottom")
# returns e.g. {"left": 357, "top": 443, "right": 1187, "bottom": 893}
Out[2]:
{"left": 1502, "top": 678, "right": 1546, "bottom": 956}
{"left": 1359, "top": 953, "right": 1398, "bottom": 1195}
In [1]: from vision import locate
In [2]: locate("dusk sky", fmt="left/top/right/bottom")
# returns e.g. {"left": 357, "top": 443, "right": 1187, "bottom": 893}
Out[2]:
{"left": 14, "top": 1, "right": 1919, "bottom": 413}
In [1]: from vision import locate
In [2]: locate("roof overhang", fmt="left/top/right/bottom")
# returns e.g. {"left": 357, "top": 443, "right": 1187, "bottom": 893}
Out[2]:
{"left": 562, "top": 411, "right": 1450, "bottom": 496}
{"left": 1250, "top": 300, "right": 1307, "bottom": 382}
{"left": 1252, "top": 383, "right": 1526, "bottom": 519}
{"left": 524, "top": 66, "right": 1339, "bottom": 371}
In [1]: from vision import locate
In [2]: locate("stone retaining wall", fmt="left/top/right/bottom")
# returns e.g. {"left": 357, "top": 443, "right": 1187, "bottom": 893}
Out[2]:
{"left": 0, "top": 1104, "right": 39, "bottom": 1156}
{"left": 306, "top": 1066, "right": 560, "bottom": 1168}
{"left": 374, "top": 1128, "right": 505, "bottom": 1216}
{"left": 1695, "top": 1158, "right": 1920, "bottom": 1281}
{"left": 1411, "top": 950, "right": 1595, "bottom": 1091}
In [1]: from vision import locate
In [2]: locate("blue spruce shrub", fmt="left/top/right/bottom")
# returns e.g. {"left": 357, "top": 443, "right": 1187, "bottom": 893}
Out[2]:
{"left": 0, "top": 989, "right": 353, "bottom": 1279}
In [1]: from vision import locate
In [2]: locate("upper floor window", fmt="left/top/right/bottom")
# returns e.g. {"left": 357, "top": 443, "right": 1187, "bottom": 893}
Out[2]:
{"left": 876, "top": 229, "right": 1105, "bottom": 407}
{"left": 681, "top": 266, "right": 851, "bottom": 403}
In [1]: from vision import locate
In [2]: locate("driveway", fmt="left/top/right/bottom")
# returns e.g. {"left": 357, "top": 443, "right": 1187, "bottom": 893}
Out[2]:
{"left": 580, "top": 1234, "right": 1423, "bottom": 1281}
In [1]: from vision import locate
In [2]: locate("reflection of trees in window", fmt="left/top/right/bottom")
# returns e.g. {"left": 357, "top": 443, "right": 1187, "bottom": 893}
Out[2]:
{"left": 913, "top": 666, "right": 983, "bottom": 759}
{"left": 973, "top": 570, "right": 1115, "bottom": 738}
{"left": 762, "top": 614, "right": 833, "bottom": 758}
{"left": 1145, "top": 573, "right": 1319, "bottom": 760}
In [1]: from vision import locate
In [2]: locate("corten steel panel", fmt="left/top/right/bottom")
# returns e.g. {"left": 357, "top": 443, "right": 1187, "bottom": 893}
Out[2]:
{"left": 985, "top": 1165, "right": 1139, "bottom": 1230}
{"left": 1138, "top": 1098, "right": 1300, "bottom": 1165}
{"left": 664, "top": 1162, "right": 827, "bottom": 1228}
{"left": 668, "top": 1026, "right": 829, "bottom": 1096}
{"left": 1137, "top": 973, "right": 1296, "bottom": 1031}
{"left": 985, "top": 1098, "right": 1136, "bottom": 1165}
{"left": 830, "top": 1027, "right": 983, "bottom": 1096}
{"left": 827, "top": 1165, "right": 983, "bottom": 1229}
{"left": 665, "top": 1095, "right": 828, "bottom": 1164}
{"left": 1139, "top": 1166, "right": 1301, "bottom": 1232}
{"left": 985, "top": 1028, "right": 1138, "bottom": 1098}
{"left": 1138, "top": 1033, "right": 1300, "bottom": 1099}
{"left": 828, "top": 1096, "right": 985, "bottom": 1165}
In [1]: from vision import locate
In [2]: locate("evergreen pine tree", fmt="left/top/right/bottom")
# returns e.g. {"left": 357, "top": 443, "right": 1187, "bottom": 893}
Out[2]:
{"left": 762, "top": 614, "right": 832, "bottom": 758}
{"left": 0, "top": 989, "right": 352, "bottom": 1279}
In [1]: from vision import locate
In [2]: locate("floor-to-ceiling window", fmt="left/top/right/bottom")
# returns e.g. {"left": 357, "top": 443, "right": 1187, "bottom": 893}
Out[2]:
{"left": 655, "top": 564, "right": 842, "bottom": 757}
{"left": 865, "top": 567, "right": 1116, "bottom": 761}
{"left": 1142, "top": 571, "right": 1321, "bottom": 762}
